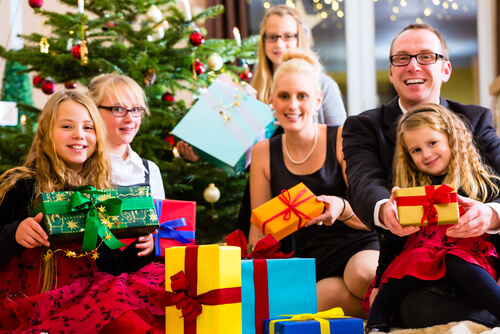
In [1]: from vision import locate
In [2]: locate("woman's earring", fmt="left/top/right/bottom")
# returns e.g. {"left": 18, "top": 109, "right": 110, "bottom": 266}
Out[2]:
{"left": 270, "top": 104, "right": 276, "bottom": 117}
{"left": 313, "top": 110, "right": 319, "bottom": 117}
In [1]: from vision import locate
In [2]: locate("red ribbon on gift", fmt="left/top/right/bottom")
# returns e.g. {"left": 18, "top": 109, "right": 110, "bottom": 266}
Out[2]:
{"left": 396, "top": 184, "right": 457, "bottom": 227}
{"left": 225, "top": 229, "right": 293, "bottom": 259}
{"left": 254, "top": 259, "right": 269, "bottom": 334}
{"left": 225, "top": 229, "right": 293, "bottom": 334}
{"left": 261, "top": 188, "right": 313, "bottom": 235}
{"left": 165, "top": 246, "right": 241, "bottom": 334}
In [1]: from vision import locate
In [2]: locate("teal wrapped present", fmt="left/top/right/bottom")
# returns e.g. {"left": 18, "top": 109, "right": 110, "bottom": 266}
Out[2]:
{"left": 263, "top": 308, "right": 363, "bottom": 334}
{"left": 242, "top": 258, "right": 317, "bottom": 334}
{"left": 172, "top": 76, "right": 277, "bottom": 176}
{"left": 30, "top": 186, "right": 158, "bottom": 251}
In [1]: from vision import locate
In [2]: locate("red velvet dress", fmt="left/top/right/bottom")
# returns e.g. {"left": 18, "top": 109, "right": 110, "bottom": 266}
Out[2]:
{"left": 362, "top": 224, "right": 498, "bottom": 312}
{"left": 380, "top": 224, "right": 497, "bottom": 285}
{"left": 0, "top": 178, "right": 166, "bottom": 333}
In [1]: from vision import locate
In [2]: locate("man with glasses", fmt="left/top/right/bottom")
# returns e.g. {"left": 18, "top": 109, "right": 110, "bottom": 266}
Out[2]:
{"left": 342, "top": 24, "right": 500, "bottom": 329}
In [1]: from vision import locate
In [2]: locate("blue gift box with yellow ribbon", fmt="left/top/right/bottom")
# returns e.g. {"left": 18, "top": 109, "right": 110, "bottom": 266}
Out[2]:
{"left": 263, "top": 308, "right": 363, "bottom": 334}
{"left": 171, "top": 76, "right": 277, "bottom": 177}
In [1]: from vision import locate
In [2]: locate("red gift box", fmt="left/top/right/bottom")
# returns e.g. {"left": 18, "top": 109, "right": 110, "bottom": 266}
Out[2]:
{"left": 120, "top": 199, "right": 196, "bottom": 255}
{"left": 154, "top": 199, "right": 196, "bottom": 256}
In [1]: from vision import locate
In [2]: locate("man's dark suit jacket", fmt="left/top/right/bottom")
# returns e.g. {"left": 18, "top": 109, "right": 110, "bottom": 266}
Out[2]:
{"left": 342, "top": 96, "right": 500, "bottom": 328}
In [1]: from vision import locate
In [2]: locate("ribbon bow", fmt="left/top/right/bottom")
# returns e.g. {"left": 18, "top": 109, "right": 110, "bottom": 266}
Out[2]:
{"left": 153, "top": 200, "right": 195, "bottom": 256}
{"left": 421, "top": 184, "right": 454, "bottom": 227}
{"left": 269, "top": 307, "right": 346, "bottom": 334}
{"left": 70, "top": 185, "right": 125, "bottom": 251}
{"left": 261, "top": 188, "right": 313, "bottom": 234}
{"left": 225, "top": 229, "right": 292, "bottom": 259}
{"left": 165, "top": 270, "right": 241, "bottom": 322}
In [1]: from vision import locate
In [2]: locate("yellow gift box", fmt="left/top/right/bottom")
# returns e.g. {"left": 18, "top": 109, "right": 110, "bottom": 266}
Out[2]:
{"left": 250, "top": 183, "right": 324, "bottom": 241}
{"left": 165, "top": 245, "right": 242, "bottom": 334}
{"left": 396, "top": 184, "right": 459, "bottom": 227}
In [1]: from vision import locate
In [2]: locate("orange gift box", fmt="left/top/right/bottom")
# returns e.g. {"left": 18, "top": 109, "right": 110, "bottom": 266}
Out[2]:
{"left": 250, "top": 183, "right": 324, "bottom": 241}
{"left": 396, "top": 184, "right": 459, "bottom": 227}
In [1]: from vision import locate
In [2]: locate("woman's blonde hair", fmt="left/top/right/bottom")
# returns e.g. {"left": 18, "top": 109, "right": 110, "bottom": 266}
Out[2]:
{"left": 88, "top": 73, "right": 149, "bottom": 115}
{"left": 0, "top": 90, "right": 111, "bottom": 292}
{"left": 271, "top": 49, "right": 323, "bottom": 96}
{"left": 393, "top": 103, "right": 499, "bottom": 202}
{"left": 252, "top": 5, "right": 309, "bottom": 104}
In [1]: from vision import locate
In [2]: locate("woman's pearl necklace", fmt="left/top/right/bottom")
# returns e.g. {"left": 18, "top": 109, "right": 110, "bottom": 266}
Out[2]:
{"left": 283, "top": 124, "right": 318, "bottom": 165}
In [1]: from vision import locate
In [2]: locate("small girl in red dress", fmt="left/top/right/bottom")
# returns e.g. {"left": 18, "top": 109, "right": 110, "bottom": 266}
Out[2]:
{"left": 0, "top": 90, "right": 165, "bottom": 333}
{"left": 365, "top": 103, "right": 500, "bottom": 333}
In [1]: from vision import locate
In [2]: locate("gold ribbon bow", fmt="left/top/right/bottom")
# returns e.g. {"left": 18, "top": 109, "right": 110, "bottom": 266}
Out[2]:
{"left": 269, "top": 307, "right": 346, "bottom": 334}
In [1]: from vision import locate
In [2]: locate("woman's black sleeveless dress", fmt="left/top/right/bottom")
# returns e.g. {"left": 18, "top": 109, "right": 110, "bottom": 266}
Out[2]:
{"left": 270, "top": 126, "right": 379, "bottom": 281}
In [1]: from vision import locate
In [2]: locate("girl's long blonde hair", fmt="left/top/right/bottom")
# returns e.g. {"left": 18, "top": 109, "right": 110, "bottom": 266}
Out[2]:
{"left": 251, "top": 4, "right": 309, "bottom": 104}
{"left": 393, "top": 103, "right": 499, "bottom": 202}
{"left": 0, "top": 90, "right": 111, "bottom": 292}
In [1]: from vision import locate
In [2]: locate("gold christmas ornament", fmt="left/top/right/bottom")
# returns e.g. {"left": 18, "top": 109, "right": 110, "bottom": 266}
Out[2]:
{"left": 203, "top": 183, "right": 220, "bottom": 204}
{"left": 80, "top": 40, "right": 88, "bottom": 65}
{"left": 207, "top": 53, "right": 224, "bottom": 71}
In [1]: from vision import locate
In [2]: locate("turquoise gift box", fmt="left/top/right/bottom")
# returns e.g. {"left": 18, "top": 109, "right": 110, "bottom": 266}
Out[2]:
{"left": 263, "top": 317, "right": 364, "bottom": 334}
{"left": 171, "top": 77, "right": 277, "bottom": 177}
{"left": 242, "top": 258, "right": 317, "bottom": 334}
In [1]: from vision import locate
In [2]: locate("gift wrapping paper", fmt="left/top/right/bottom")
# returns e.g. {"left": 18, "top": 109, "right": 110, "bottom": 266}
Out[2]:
{"left": 263, "top": 312, "right": 363, "bottom": 334}
{"left": 171, "top": 77, "right": 277, "bottom": 176}
{"left": 154, "top": 199, "right": 196, "bottom": 256}
{"left": 30, "top": 186, "right": 158, "bottom": 251}
{"left": 242, "top": 258, "right": 317, "bottom": 334}
{"left": 396, "top": 184, "right": 459, "bottom": 227}
{"left": 165, "top": 245, "right": 242, "bottom": 334}
{"left": 250, "top": 182, "right": 324, "bottom": 241}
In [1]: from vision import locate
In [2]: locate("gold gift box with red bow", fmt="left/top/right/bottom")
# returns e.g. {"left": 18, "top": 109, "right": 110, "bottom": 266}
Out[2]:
{"left": 396, "top": 184, "right": 459, "bottom": 227}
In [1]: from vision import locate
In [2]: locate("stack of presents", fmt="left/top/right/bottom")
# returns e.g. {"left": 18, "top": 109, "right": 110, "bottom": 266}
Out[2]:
{"left": 30, "top": 180, "right": 365, "bottom": 333}
{"left": 28, "top": 73, "right": 462, "bottom": 333}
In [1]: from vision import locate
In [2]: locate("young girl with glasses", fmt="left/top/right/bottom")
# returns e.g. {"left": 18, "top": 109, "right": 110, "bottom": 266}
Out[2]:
{"left": 364, "top": 104, "right": 500, "bottom": 333}
{"left": 252, "top": 4, "right": 345, "bottom": 125}
{"left": 0, "top": 90, "right": 165, "bottom": 332}
{"left": 89, "top": 73, "right": 165, "bottom": 199}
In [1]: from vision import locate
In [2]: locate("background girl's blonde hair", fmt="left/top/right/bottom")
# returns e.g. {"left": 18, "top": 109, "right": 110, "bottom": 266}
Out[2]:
{"left": 393, "top": 103, "right": 499, "bottom": 202}
{"left": 271, "top": 49, "right": 323, "bottom": 96}
{"left": 0, "top": 90, "right": 111, "bottom": 292}
{"left": 251, "top": 5, "right": 309, "bottom": 104}
{"left": 88, "top": 73, "right": 149, "bottom": 116}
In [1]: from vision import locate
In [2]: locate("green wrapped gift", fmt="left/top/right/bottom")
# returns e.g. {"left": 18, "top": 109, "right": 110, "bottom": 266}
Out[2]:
{"left": 30, "top": 186, "right": 159, "bottom": 251}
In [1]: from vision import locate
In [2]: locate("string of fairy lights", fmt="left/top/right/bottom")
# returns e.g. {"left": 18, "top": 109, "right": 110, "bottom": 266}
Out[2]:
{"left": 377, "top": 0, "right": 475, "bottom": 23}
{"left": 252, "top": 0, "right": 475, "bottom": 29}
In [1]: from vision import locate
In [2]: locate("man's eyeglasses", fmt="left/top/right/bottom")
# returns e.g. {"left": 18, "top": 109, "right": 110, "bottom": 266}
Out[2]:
{"left": 263, "top": 33, "right": 298, "bottom": 43}
{"left": 98, "top": 105, "right": 146, "bottom": 117}
{"left": 390, "top": 53, "right": 447, "bottom": 67}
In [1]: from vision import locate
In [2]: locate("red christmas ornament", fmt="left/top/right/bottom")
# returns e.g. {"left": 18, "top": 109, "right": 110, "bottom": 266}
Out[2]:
{"left": 41, "top": 79, "right": 56, "bottom": 95}
{"left": 101, "top": 22, "right": 115, "bottom": 31}
{"left": 165, "top": 135, "right": 175, "bottom": 146}
{"left": 161, "top": 92, "right": 175, "bottom": 104}
{"left": 189, "top": 31, "right": 205, "bottom": 47}
{"left": 65, "top": 81, "right": 78, "bottom": 89}
{"left": 29, "top": 0, "right": 43, "bottom": 9}
{"left": 71, "top": 44, "right": 81, "bottom": 60}
{"left": 33, "top": 75, "right": 45, "bottom": 88}
{"left": 239, "top": 69, "right": 253, "bottom": 81}
{"left": 194, "top": 61, "right": 205, "bottom": 75}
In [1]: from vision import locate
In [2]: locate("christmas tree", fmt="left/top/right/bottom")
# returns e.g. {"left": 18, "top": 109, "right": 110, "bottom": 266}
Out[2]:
{"left": 0, "top": 0, "right": 259, "bottom": 243}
